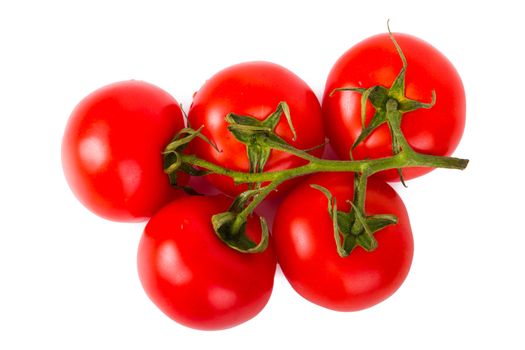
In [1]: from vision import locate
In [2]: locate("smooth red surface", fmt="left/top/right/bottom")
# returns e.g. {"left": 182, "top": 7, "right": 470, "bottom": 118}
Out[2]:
{"left": 322, "top": 33, "right": 466, "bottom": 181}
{"left": 273, "top": 172, "right": 413, "bottom": 311}
{"left": 62, "top": 81, "right": 186, "bottom": 222}
{"left": 188, "top": 61, "right": 326, "bottom": 196}
{"left": 137, "top": 195, "right": 276, "bottom": 330}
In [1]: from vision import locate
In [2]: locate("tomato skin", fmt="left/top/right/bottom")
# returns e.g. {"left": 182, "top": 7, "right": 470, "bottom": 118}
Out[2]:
{"left": 62, "top": 81, "right": 186, "bottom": 222}
{"left": 322, "top": 33, "right": 466, "bottom": 181}
{"left": 137, "top": 195, "right": 276, "bottom": 330}
{"left": 187, "top": 61, "right": 325, "bottom": 196}
{"left": 273, "top": 172, "right": 413, "bottom": 311}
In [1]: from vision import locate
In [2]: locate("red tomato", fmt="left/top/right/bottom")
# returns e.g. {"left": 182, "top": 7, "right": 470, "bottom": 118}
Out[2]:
{"left": 137, "top": 195, "right": 276, "bottom": 330}
{"left": 187, "top": 61, "right": 325, "bottom": 196}
{"left": 62, "top": 81, "right": 186, "bottom": 222}
{"left": 322, "top": 33, "right": 466, "bottom": 181}
{"left": 273, "top": 172, "right": 413, "bottom": 311}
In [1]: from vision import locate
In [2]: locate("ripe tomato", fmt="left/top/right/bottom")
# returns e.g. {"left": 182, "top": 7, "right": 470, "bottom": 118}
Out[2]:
{"left": 273, "top": 172, "right": 413, "bottom": 311}
{"left": 62, "top": 81, "right": 186, "bottom": 222}
{"left": 322, "top": 33, "right": 466, "bottom": 181}
{"left": 187, "top": 61, "right": 325, "bottom": 196}
{"left": 137, "top": 195, "right": 276, "bottom": 330}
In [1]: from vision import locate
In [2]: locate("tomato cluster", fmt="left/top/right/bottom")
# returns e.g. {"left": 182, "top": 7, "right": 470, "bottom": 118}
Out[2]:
{"left": 62, "top": 30, "right": 466, "bottom": 330}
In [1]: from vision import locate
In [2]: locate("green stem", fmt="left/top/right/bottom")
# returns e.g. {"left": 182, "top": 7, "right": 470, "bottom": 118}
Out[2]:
{"left": 353, "top": 172, "right": 369, "bottom": 211}
{"left": 350, "top": 172, "right": 368, "bottom": 235}
{"left": 385, "top": 98, "right": 413, "bottom": 154}
{"left": 180, "top": 151, "right": 468, "bottom": 185}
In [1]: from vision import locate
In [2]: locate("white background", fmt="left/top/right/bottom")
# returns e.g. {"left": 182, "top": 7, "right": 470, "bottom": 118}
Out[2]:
{"left": 1, "top": 0, "right": 523, "bottom": 349}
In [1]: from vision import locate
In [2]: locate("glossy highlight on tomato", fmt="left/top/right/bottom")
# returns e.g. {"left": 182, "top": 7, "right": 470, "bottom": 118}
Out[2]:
{"left": 187, "top": 61, "right": 326, "bottom": 196}
{"left": 273, "top": 172, "right": 413, "bottom": 311}
{"left": 62, "top": 80, "right": 186, "bottom": 222}
{"left": 137, "top": 195, "right": 277, "bottom": 330}
{"left": 322, "top": 33, "right": 466, "bottom": 181}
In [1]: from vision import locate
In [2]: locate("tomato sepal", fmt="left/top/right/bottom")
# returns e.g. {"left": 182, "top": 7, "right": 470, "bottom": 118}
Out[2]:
{"left": 212, "top": 212, "right": 269, "bottom": 254}
{"left": 311, "top": 184, "right": 397, "bottom": 257}
{"left": 226, "top": 101, "right": 328, "bottom": 179}
{"left": 163, "top": 126, "right": 219, "bottom": 185}
{"left": 211, "top": 188, "right": 270, "bottom": 254}
{"left": 226, "top": 101, "right": 297, "bottom": 176}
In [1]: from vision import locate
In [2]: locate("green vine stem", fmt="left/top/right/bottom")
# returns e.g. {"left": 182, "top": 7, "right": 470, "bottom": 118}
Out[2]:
{"left": 179, "top": 149, "right": 468, "bottom": 185}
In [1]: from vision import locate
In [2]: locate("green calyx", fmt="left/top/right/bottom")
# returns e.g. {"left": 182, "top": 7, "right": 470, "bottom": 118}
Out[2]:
{"left": 211, "top": 188, "right": 270, "bottom": 254}
{"left": 330, "top": 25, "right": 436, "bottom": 184}
{"left": 163, "top": 126, "right": 219, "bottom": 186}
{"left": 311, "top": 183, "right": 397, "bottom": 257}
{"left": 226, "top": 101, "right": 297, "bottom": 175}
{"left": 212, "top": 212, "right": 269, "bottom": 254}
